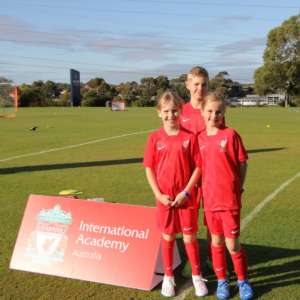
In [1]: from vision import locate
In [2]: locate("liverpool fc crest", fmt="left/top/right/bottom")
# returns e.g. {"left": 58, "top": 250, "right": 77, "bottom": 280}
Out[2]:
{"left": 25, "top": 205, "right": 72, "bottom": 265}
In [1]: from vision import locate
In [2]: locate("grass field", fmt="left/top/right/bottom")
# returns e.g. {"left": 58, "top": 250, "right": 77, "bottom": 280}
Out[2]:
{"left": 0, "top": 107, "right": 300, "bottom": 300}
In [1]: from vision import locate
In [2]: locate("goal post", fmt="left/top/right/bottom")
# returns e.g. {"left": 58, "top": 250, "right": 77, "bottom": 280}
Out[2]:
{"left": 111, "top": 101, "right": 125, "bottom": 111}
{"left": 0, "top": 82, "right": 18, "bottom": 118}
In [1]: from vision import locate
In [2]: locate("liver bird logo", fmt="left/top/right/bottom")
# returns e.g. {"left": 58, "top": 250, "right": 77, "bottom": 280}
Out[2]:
{"left": 220, "top": 139, "right": 228, "bottom": 152}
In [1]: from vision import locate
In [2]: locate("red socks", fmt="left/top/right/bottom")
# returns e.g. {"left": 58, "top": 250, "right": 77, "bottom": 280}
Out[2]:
{"left": 230, "top": 246, "right": 248, "bottom": 281}
{"left": 161, "top": 238, "right": 175, "bottom": 276}
{"left": 184, "top": 239, "right": 200, "bottom": 275}
{"left": 211, "top": 243, "right": 227, "bottom": 279}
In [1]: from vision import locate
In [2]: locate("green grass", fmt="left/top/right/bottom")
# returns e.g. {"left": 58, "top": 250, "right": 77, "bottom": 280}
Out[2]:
{"left": 1, "top": 107, "right": 300, "bottom": 299}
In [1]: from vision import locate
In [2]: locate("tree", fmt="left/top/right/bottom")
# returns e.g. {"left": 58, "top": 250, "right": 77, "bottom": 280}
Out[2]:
{"left": 155, "top": 75, "right": 169, "bottom": 90}
{"left": 19, "top": 89, "right": 43, "bottom": 107}
{"left": 253, "top": 13, "right": 300, "bottom": 107}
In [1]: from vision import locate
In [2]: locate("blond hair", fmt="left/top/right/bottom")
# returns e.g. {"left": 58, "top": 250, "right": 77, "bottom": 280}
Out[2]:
{"left": 202, "top": 92, "right": 227, "bottom": 113}
{"left": 157, "top": 91, "right": 184, "bottom": 111}
{"left": 187, "top": 66, "right": 209, "bottom": 81}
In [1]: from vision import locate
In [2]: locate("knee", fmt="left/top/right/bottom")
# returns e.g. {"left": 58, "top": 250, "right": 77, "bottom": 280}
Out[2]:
{"left": 211, "top": 235, "right": 225, "bottom": 247}
{"left": 183, "top": 233, "right": 196, "bottom": 243}
{"left": 225, "top": 240, "right": 241, "bottom": 254}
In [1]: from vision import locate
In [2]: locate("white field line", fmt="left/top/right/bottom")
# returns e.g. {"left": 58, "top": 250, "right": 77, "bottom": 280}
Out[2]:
{"left": 0, "top": 129, "right": 156, "bottom": 162}
{"left": 175, "top": 171, "right": 300, "bottom": 300}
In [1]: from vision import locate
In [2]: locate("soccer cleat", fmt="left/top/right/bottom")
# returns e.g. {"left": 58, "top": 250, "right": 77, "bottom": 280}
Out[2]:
{"left": 182, "top": 260, "right": 192, "bottom": 278}
{"left": 236, "top": 279, "right": 253, "bottom": 300}
{"left": 192, "top": 274, "right": 209, "bottom": 297}
{"left": 207, "top": 258, "right": 230, "bottom": 276}
{"left": 161, "top": 275, "right": 176, "bottom": 297}
{"left": 216, "top": 279, "right": 230, "bottom": 299}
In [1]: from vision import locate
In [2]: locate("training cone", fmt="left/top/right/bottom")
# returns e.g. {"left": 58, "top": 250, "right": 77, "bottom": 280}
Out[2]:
{"left": 266, "top": 125, "right": 271, "bottom": 127}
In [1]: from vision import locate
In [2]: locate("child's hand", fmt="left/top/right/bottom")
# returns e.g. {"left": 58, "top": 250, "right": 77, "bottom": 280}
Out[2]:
{"left": 171, "top": 192, "right": 187, "bottom": 207}
{"left": 157, "top": 194, "right": 173, "bottom": 206}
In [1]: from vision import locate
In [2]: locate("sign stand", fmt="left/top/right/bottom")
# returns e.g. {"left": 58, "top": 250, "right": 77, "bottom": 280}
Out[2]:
{"left": 10, "top": 195, "right": 181, "bottom": 290}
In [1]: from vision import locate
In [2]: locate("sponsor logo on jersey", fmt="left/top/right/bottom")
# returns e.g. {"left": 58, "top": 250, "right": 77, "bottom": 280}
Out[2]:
{"left": 220, "top": 139, "right": 228, "bottom": 152}
{"left": 25, "top": 204, "right": 72, "bottom": 266}
{"left": 200, "top": 146, "right": 206, "bottom": 150}
{"left": 158, "top": 145, "right": 167, "bottom": 150}
{"left": 182, "top": 118, "right": 191, "bottom": 122}
{"left": 182, "top": 140, "right": 189, "bottom": 153}
{"left": 231, "top": 229, "right": 239, "bottom": 234}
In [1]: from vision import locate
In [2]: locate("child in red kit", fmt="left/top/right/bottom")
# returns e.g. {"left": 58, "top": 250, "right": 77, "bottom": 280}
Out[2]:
{"left": 198, "top": 92, "right": 253, "bottom": 300}
{"left": 180, "top": 66, "right": 226, "bottom": 277}
{"left": 143, "top": 91, "right": 208, "bottom": 297}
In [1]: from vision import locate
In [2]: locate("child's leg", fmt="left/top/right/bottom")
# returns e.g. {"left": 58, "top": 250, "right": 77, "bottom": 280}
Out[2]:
{"left": 162, "top": 233, "right": 176, "bottom": 277}
{"left": 211, "top": 234, "right": 228, "bottom": 280}
{"left": 206, "top": 227, "right": 213, "bottom": 261}
{"left": 183, "top": 233, "right": 200, "bottom": 275}
{"left": 226, "top": 237, "right": 248, "bottom": 281}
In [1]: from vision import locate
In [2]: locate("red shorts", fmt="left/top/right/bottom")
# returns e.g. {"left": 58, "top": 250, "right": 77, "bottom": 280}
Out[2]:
{"left": 204, "top": 210, "right": 240, "bottom": 238}
{"left": 157, "top": 207, "right": 198, "bottom": 235}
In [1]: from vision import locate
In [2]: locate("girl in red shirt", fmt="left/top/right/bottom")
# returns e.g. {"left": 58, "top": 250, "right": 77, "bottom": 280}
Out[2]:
{"left": 143, "top": 91, "right": 208, "bottom": 297}
{"left": 198, "top": 92, "right": 253, "bottom": 300}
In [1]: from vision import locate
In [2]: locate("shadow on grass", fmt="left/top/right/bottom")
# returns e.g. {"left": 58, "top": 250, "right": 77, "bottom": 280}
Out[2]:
{"left": 162, "top": 237, "right": 300, "bottom": 298}
{"left": 0, "top": 158, "right": 144, "bottom": 175}
{"left": 247, "top": 147, "right": 286, "bottom": 154}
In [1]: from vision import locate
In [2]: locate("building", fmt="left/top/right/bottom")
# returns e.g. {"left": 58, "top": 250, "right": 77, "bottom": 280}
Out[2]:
{"left": 230, "top": 93, "right": 285, "bottom": 107}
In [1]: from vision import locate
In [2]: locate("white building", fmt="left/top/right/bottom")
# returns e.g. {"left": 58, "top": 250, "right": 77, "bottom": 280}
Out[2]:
{"left": 230, "top": 93, "right": 285, "bottom": 107}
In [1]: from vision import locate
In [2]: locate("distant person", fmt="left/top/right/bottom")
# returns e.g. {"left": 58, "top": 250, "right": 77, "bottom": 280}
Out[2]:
{"left": 143, "top": 91, "right": 208, "bottom": 297}
{"left": 180, "top": 66, "right": 226, "bottom": 277}
{"left": 198, "top": 92, "right": 253, "bottom": 300}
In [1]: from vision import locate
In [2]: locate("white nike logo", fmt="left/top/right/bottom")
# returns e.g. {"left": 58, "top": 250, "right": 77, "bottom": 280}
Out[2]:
{"left": 200, "top": 146, "right": 206, "bottom": 150}
{"left": 216, "top": 268, "right": 224, "bottom": 271}
{"left": 195, "top": 264, "right": 200, "bottom": 268}
{"left": 167, "top": 267, "right": 172, "bottom": 270}
{"left": 183, "top": 227, "right": 193, "bottom": 230}
{"left": 158, "top": 146, "right": 166, "bottom": 150}
{"left": 231, "top": 229, "right": 239, "bottom": 234}
{"left": 182, "top": 118, "right": 191, "bottom": 122}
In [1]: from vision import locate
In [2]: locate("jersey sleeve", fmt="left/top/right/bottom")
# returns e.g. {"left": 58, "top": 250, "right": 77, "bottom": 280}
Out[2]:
{"left": 234, "top": 132, "right": 248, "bottom": 162}
{"left": 190, "top": 134, "right": 202, "bottom": 167}
{"left": 143, "top": 134, "right": 156, "bottom": 168}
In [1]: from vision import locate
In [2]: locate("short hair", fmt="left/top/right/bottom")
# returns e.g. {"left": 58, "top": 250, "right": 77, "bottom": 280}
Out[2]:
{"left": 157, "top": 91, "right": 185, "bottom": 111}
{"left": 187, "top": 66, "right": 209, "bottom": 81}
{"left": 202, "top": 92, "right": 227, "bottom": 113}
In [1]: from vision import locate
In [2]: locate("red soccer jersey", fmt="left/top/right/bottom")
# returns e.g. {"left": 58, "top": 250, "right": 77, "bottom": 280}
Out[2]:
{"left": 143, "top": 127, "right": 202, "bottom": 211}
{"left": 180, "top": 102, "right": 225, "bottom": 134}
{"left": 197, "top": 124, "right": 248, "bottom": 211}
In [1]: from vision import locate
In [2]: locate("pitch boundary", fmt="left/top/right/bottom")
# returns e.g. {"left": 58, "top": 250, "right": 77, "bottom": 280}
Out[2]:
{"left": 0, "top": 130, "right": 156, "bottom": 162}
{"left": 174, "top": 171, "right": 300, "bottom": 300}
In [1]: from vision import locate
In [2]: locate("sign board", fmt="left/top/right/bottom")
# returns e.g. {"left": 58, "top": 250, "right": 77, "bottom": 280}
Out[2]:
{"left": 10, "top": 195, "right": 181, "bottom": 290}
{"left": 70, "top": 69, "right": 81, "bottom": 107}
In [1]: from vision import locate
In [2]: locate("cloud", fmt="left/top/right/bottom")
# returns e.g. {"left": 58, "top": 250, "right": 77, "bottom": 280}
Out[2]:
{"left": 214, "top": 37, "right": 267, "bottom": 56}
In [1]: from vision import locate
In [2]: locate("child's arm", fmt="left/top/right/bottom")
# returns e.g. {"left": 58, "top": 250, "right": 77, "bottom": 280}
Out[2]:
{"left": 171, "top": 167, "right": 201, "bottom": 207}
{"left": 145, "top": 167, "right": 173, "bottom": 206}
{"left": 239, "top": 161, "right": 248, "bottom": 190}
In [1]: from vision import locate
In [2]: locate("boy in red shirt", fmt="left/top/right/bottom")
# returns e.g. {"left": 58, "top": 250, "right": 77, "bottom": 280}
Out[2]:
{"left": 180, "top": 66, "right": 226, "bottom": 277}
{"left": 198, "top": 92, "right": 253, "bottom": 300}
{"left": 143, "top": 91, "right": 208, "bottom": 297}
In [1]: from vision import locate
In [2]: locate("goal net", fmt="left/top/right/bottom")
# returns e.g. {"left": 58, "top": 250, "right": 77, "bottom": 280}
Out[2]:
{"left": 0, "top": 82, "right": 18, "bottom": 117}
{"left": 111, "top": 101, "right": 125, "bottom": 111}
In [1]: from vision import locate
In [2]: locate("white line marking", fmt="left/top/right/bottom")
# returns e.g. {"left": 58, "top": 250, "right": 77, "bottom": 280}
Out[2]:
{"left": 0, "top": 130, "right": 156, "bottom": 162}
{"left": 175, "top": 171, "right": 300, "bottom": 300}
{"left": 241, "top": 171, "right": 300, "bottom": 230}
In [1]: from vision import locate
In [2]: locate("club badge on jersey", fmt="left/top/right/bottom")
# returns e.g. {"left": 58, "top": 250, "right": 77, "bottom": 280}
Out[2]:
{"left": 220, "top": 139, "right": 228, "bottom": 152}
{"left": 182, "top": 140, "right": 190, "bottom": 153}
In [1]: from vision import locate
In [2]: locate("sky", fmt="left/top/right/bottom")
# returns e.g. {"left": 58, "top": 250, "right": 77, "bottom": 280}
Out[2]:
{"left": 0, "top": 0, "right": 299, "bottom": 86}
